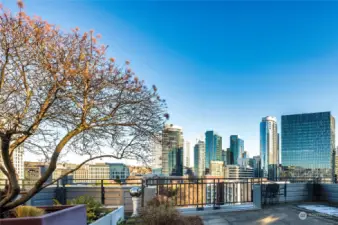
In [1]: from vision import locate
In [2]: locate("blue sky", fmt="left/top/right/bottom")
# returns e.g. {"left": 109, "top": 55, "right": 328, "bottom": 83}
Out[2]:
{"left": 4, "top": 1, "right": 338, "bottom": 162}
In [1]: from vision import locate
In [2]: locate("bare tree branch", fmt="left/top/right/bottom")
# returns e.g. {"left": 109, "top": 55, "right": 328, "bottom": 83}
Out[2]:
{"left": 0, "top": 2, "right": 167, "bottom": 212}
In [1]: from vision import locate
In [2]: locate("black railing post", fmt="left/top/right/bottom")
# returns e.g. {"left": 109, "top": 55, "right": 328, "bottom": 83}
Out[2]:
{"left": 201, "top": 178, "right": 203, "bottom": 208}
{"left": 196, "top": 178, "right": 204, "bottom": 211}
{"left": 141, "top": 178, "right": 145, "bottom": 207}
{"left": 284, "top": 181, "right": 287, "bottom": 203}
{"left": 101, "top": 179, "right": 105, "bottom": 205}
{"left": 196, "top": 178, "right": 199, "bottom": 209}
{"left": 63, "top": 178, "right": 66, "bottom": 204}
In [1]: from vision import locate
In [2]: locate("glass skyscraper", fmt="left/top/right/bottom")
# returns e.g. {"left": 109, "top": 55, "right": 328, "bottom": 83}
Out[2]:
{"left": 230, "top": 135, "right": 244, "bottom": 165}
{"left": 260, "top": 116, "right": 279, "bottom": 180}
{"left": 194, "top": 140, "right": 205, "bottom": 177}
{"left": 253, "top": 156, "right": 262, "bottom": 178}
{"left": 281, "top": 112, "right": 335, "bottom": 180}
{"left": 162, "top": 124, "right": 184, "bottom": 176}
{"left": 222, "top": 149, "right": 227, "bottom": 165}
{"left": 205, "top": 131, "right": 222, "bottom": 174}
{"left": 168, "top": 148, "right": 183, "bottom": 176}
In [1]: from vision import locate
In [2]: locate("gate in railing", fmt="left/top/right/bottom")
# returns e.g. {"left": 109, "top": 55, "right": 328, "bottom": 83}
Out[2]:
{"left": 145, "top": 178, "right": 262, "bottom": 209}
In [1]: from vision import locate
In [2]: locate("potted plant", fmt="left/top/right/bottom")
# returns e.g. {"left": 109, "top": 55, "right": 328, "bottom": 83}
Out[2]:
{"left": 54, "top": 196, "right": 124, "bottom": 225}
{"left": 0, "top": 205, "right": 87, "bottom": 225}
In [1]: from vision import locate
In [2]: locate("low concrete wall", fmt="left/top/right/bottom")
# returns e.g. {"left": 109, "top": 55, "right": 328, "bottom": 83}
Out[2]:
{"left": 30, "top": 187, "right": 56, "bottom": 206}
{"left": 318, "top": 184, "right": 338, "bottom": 203}
{"left": 28, "top": 185, "right": 144, "bottom": 212}
{"left": 89, "top": 206, "right": 124, "bottom": 225}
{"left": 259, "top": 183, "right": 312, "bottom": 206}
{"left": 66, "top": 186, "right": 137, "bottom": 212}
{"left": 143, "top": 186, "right": 156, "bottom": 205}
{"left": 66, "top": 187, "right": 102, "bottom": 203}
{"left": 283, "top": 183, "right": 311, "bottom": 202}
{"left": 253, "top": 184, "right": 261, "bottom": 209}
{"left": 111, "top": 206, "right": 124, "bottom": 225}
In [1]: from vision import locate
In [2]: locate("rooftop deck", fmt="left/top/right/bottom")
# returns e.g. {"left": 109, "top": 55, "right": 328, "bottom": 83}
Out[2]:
{"left": 197, "top": 203, "right": 338, "bottom": 225}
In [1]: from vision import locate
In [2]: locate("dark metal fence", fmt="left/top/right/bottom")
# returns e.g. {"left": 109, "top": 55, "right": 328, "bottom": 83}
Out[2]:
{"left": 58, "top": 178, "right": 144, "bottom": 206}
{"left": 145, "top": 178, "right": 262, "bottom": 209}
{"left": 0, "top": 176, "right": 335, "bottom": 210}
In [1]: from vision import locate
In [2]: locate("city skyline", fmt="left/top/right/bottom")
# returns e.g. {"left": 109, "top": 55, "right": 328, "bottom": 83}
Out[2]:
{"left": 3, "top": 1, "right": 338, "bottom": 220}
{"left": 6, "top": 1, "right": 338, "bottom": 163}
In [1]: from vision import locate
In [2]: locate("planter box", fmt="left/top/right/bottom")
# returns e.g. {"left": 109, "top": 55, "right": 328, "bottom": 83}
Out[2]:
{"left": 89, "top": 206, "right": 124, "bottom": 225}
{"left": 0, "top": 205, "right": 86, "bottom": 225}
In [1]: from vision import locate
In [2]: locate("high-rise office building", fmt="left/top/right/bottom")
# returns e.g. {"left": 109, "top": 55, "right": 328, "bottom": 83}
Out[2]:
{"left": 205, "top": 131, "right": 222, "bottom": 173}
{"left": 335, "top": 147, "right": 338, "bottom": 178}
{"left": 260, "top": 116, "right": 279, "bottom": 180}
{"left": 282, "top": 112, "right": 335, "bottom": 180}
{"left": 253, "top": 156, "right": 261, "bottom": 178}
{"left": 226, "top": 148, "right": 232, "bottom": 166}
{"left": 168, "top": 148, "right": 184, "bottom": 176}
{"left": 230, "top": 135, "right": 244, "bottom": 165}
{"left": 194, "top": 140, "right": 206, "bottom": 177}
{"left": 185, "top": 141, "right": 191, "bottom": 168}
{"left": 248, "top": 158, "right": 254, "bottom": 168}
{"left": 150, "top": 135, "right": 162, "bottom": 170}
{"left": 162, "top": 124, "right": 184, "bottom": 176}
{"left": 222, "top": 149, "right": 227, "bottom": 165}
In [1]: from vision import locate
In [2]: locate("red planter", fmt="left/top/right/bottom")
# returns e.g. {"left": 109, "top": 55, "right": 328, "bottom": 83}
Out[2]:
{"left": 0, "top": 205, "right": 86, "bottom": 225}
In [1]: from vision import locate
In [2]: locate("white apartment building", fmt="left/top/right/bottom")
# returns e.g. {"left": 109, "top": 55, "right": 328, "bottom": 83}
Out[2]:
{"left": 224, "top": 165, "right": 254, "bottom": 179}
{"left": 88, "top": 163, "right": 110, "bottom": 183}
{"left": 13, "top": 145, "right": 24, "bottom": 179}
{"left": 185, "top": 141, "right": 191, "bottom": 168}
{"left": 73, "top": 165, "right": 89, "bottom": 183}
{"left": 210, "top": 161, "right": 224, "bottom": 176}
{"left": 151, "top": 135, "right": 162, "bottom": 170}
{"left": 0, "top": 145, "right": 24, "bottom": 180}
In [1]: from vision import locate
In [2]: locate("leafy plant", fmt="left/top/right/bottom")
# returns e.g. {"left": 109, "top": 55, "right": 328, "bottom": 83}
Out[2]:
{"left": 139, "top": 197, "right": 203, "bottom": 225}
{"left": 52, "top": 199, "right": 62, "bottom": 206}
{"left": 67, "top": 196, "right": 108, "bottom": 224}
{"left": 117, "top": 218, "right": 125, "bottom": 225}
{"left": 14, "top": 206, "right": 45, "bottom": 218}
{"left": 159, "top": 186, "right": 178, "bottom": 198}
{"left": 114, "top": 176, "right": 122, "bottom": 184}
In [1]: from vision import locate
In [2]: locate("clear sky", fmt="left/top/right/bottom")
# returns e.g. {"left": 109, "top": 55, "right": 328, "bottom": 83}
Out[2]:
{"left": 3, "top": 0, "right": 338, "bottom": 163}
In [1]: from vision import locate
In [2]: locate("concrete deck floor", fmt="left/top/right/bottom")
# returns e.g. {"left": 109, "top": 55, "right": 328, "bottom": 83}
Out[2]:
{"left": 194, "top": 204, "right": 338, "bottom": 225}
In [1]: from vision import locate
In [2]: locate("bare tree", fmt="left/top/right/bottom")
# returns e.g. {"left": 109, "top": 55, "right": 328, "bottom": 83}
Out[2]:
{"left": 0, "top": 2, "right": 167, "bottom": 212}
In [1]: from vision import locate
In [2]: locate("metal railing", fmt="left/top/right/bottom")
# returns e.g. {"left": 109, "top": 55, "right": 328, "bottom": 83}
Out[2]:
{"left": 0, "top": 176, "right": 335, "bottom": 209}
{"left": 58, "top": 178, "right": 145, "bottom": 206}
{"left": 145, "top": 178, "right": 262, "bottom": 209}
{"left": 279, "top": 177, "right": 333, "bottom": 184}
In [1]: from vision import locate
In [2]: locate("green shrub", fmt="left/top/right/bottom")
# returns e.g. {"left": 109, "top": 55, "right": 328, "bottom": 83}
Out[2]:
{"left": 67, "top": 196, "right": 108, "bottom": 224}
{"left": 139, "top": 197, "right": 204, "bottom": 225}
{"left": 117, "top": 218, "right": 125, "bottom": 225}
{"left": 52, "top": 199, "right": 62, "bottom": 206}
{"left": 14, "top": 206, "right": 45, "bottom": 218}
